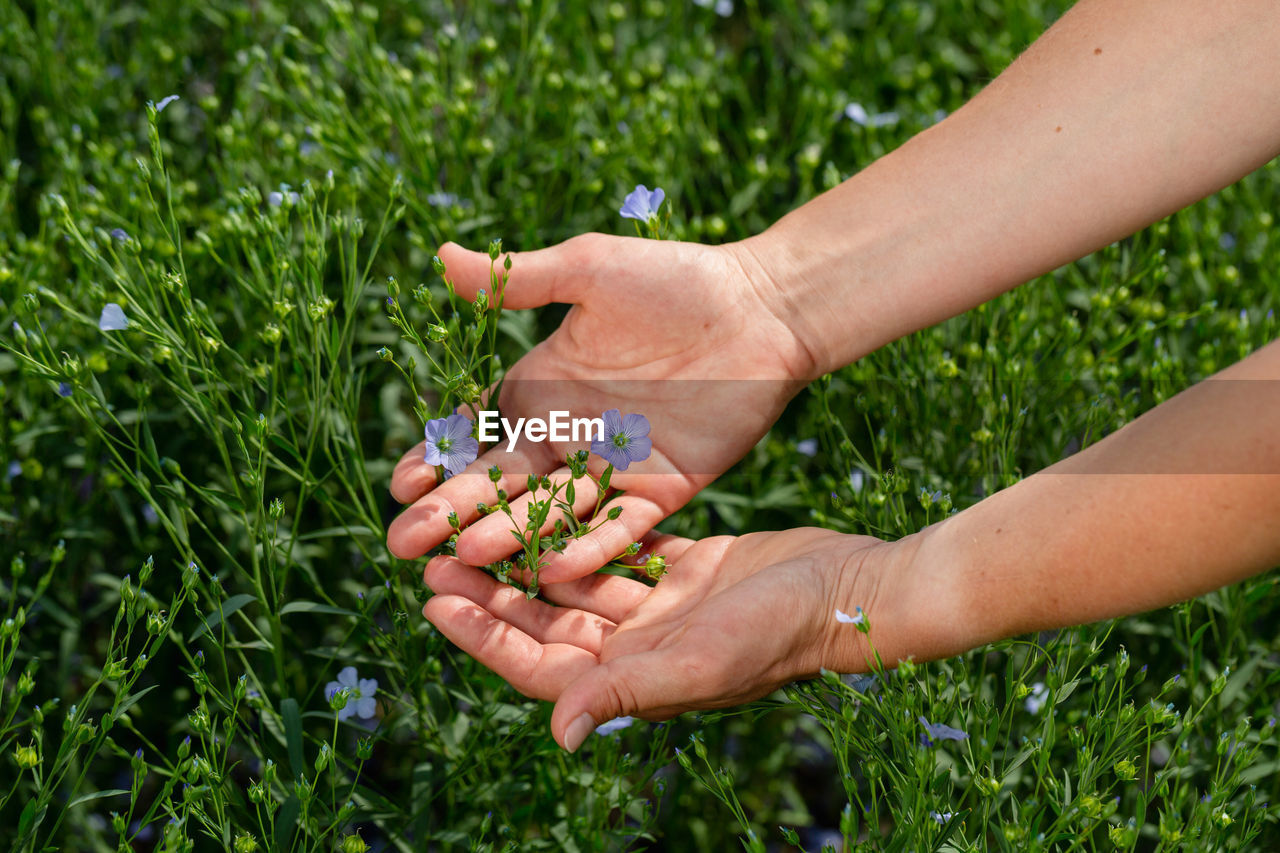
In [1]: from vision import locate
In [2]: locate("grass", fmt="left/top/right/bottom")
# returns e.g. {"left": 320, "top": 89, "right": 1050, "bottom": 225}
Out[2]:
{"left": 1, "top": 0, "right": 1278, "bottom": 849}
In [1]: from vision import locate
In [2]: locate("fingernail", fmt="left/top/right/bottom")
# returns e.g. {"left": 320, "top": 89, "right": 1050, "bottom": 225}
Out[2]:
{"left": 563, "top": 713, "right": 595, "bottom": 753}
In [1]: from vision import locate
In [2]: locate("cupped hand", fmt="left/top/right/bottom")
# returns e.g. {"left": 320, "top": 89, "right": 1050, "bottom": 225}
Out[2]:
{"left": 387, "top": 234, "right": 817, "bottom": 581}
{"left": 419, "top": 527, "right": 908, "bottom": 752}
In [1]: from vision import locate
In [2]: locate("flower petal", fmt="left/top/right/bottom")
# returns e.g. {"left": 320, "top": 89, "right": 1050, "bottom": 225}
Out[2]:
{"left": 98, "top": 303, "right": 129, "bottom": 332}
{"left": 444, "top": 413, "right": 473, "bottom": 443}
{"left": 594, "top": 716, "right": 635, "bottom": 736}
{"left": 620, "top": 412, "right": 651, "bottom": 439}
{"left": 337, "top": 666, "right": 358, "bottom": 687}
{"left": 358, "top": 678, "right": 378, "bottom": 697}
{"left": 622, "top": 435, "right": 652, "bottom": 467}
{"left": 355, "top": 697, "right": 377, "bottom": 719}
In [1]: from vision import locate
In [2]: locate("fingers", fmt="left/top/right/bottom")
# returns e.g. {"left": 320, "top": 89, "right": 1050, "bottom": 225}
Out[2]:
{"left": 389, "top": 441, "right": 438, "bottom": 504}
{"left": 438, "top": 237, "right": 601, "bottom": 309}
{"left": 386, "top": 443, "right": 555, "bottom": 560}
{"left": 538, "top": 493, "right": 671, "bottom": 582}
{"left": 534, "top": 572, "right": 652, "bottom": 624}
{"left": 454, "top": 465, "right": 600, "bottom": 567}
{"left": 423, "top": 594, "right": 597, "bottom": 702}
{"left": 551, "top": 648, "right": 706, "bottom": 751}
{"left": 424, "top": 556, "right": 616, "bottom": 654}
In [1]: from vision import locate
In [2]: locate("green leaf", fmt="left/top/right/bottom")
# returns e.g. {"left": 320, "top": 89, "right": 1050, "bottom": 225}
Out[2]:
{"left": 282, "top": 697, "right": 304, "bottom": 780}
{"left": 18, "top": 800, "right": 46, "bottom": 839}
{"left": 68, "top": 789, "right": 130, "bottom": 808}
{"left": 189, "top": 593, "right": 257, "bottom": 640}
{"left": 274, "top": 795, "right": 301, "bottom": 849}
{"left": 114, "top": 685, "right": 158, "bottom": 720}
{"left": 199, "top": 486, "right": 245, "bottom": 514}
{"left": 281, "top": 601, "right": 359, "bottom": 619}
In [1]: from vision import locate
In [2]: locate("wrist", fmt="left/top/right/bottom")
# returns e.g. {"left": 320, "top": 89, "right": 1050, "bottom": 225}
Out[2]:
{"left": 722, "top": 232, "right": 849, "bottom": 382}
{"left": 818, "top": 522, "right": 977, "bottom": 674}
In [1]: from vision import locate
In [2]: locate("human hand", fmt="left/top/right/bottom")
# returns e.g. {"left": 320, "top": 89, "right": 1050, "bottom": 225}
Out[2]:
{"left": 387, "top": 234, "right": 819, "bottom": 581}
{"left": 419, "top": 526, "right": 929, "bottom": 752}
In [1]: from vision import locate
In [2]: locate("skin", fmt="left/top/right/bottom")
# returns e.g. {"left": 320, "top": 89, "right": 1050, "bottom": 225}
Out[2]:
{"left": 389, "top": 0, "right": 1280, "bottom": 751}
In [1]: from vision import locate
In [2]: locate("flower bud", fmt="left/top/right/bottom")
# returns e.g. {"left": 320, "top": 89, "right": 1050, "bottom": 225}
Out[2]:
{"left": 14, "top": 744, "right": 38, "bottom": 770}
{"left": 314, "top": 742, "right": 332, "bottom": 775}
{"left": 487, "top": 239, "right": 502, "bottom": 261}
{"left": 426, "top": 323, "right": 448, "bottom": 342}
{"left": 234, "top": 674, "right": 248, "bottom": 702}
{"left": 269, "top": 497, "right": 285, "bottom": 519}
{"left": 356, "top": 738, "right": 373, "bottom": 760}
{"left": 340, "top": 834, "right": 369, "bottom": 853}
{"left": 376, "top": 346, "right": 392, "bottom": 361}
{"left": 178, "top": 735, "right": 191, "bottom": 759}
{"left": 233, "top": 834, "right": 259, "bottom": 853}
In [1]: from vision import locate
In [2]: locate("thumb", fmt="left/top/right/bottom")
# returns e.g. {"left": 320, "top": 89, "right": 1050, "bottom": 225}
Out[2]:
{"left": 551, "top": 647, "right": 698, "bottom": 752}
{"left": 437, "top": 237, "right": 594, "bottom": 309}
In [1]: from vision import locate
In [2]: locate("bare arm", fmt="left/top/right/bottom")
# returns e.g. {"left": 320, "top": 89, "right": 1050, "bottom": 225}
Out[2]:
{"left": 739, "top": 0, "right": 1280, "bottom": 378}
{"left": 845, "top": 341, "right": 1280, "bottom": 672}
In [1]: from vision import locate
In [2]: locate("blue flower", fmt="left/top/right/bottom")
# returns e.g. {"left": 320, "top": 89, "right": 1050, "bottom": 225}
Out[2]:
{"left": 930, "top": 811, "right": 955, "bottom": 824}
{"left": 595, "top": 716, "right": 635, "bottom": 736}
{"left": 619, "top": 185, "right": 665, "bottom": 222}
{"left": 423, "top": 413, "right": 479, "bottom": 477}
{"left": 324, "top": 666, "right": 378, "bottom": 722}
{"left": 844, "top": 103, "right": 869, "bottom": 126}
{"left": 154, "top": 94, "right": 180, "bottom": 113}
{"left": 6, "top": 461, "right": 20, "bottom": 481}
{"left": 868, "top": 111, "right": 900, "bottom": 128}
{"left": 919, "top": 715, "right": 968, "bottom": 745}
{"left": 796, "top": 438, "right": 818, "bottom": 457}
{"left": 110, "top": 228, "right": 129, "bottom": 242}
{"left": 835, "top": 607, "right": 864, "bottom": 625}
{"left": 99, "top": 303, "right": 129, "bottom": 331}
{"left": 1025, "top": 682, "right": 1049, "bottom": 714}
{"left": 849, "top": 470, "right": 865, "bottom": 492}
{"left": 58, "top": 382, "right": 72, "bottom": 397}
{"left": 591, "top": 409, "right": 652, "bottom": 471}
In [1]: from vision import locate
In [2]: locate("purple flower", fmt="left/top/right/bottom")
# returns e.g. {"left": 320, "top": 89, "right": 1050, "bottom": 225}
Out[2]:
{"left": 423, "top": 414, "right": 479, "bottom": 477}
{"left": 58, "top": 382, "right": 72, "bottom": 397}
{"left": 619, "top": 185, "right": 665, "bottom": 221}
{"left": 595, "top": 716, "right": 635, "bottom": 736}
{"left": 919, "top": 715, "right": 968, "bottom": 745}
{"left": 99, "top": 303, "right": 129, "bottom": 331}
{"left": 110, "top": 228, "right": 129, "bottom": 242}
{"left": 796, "top": 438, "right": 818, "bottom": 457}
{"left": 930, "top": 811, "right": 954, "bottom": 824}
{"left": 325, "top": 666, "right": 378, "bottom": 722}
{"left": 154, "top": 95, "right": 180, "bottom": 113}
{"left": 591, "top": 409, "right": 652, "bottom": 471}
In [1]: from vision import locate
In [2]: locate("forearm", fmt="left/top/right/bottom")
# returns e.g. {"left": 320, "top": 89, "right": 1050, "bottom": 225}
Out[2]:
{"left": 739, "top": 0, "right": 1280, "bottom": 378}
{"left": 879, "top": 340, "right": 1280, "bottom": 667}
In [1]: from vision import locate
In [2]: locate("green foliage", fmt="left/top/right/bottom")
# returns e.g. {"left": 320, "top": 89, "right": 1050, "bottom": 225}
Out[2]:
{"left": 1, "top": 0, "right": 1277, "bottom": 850}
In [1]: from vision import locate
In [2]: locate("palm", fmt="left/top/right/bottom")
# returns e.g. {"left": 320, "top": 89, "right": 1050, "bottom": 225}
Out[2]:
{"left": 388, "top": 234, "right": 813, "bottom": 580}
{"left": 420, "top": 528, "right": 886, "bottom": 743}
